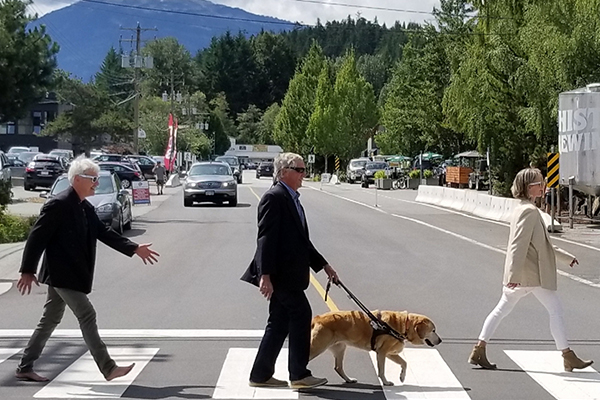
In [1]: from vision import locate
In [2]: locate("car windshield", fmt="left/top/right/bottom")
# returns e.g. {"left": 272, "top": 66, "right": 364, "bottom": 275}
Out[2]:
{"left": 94, "top": 176, "right": 115, "bottom": 195}
{"left": 19, "top": 153, "right": 41, "bottom": 163}
{"left": 189, "top": 164, "right": 230, "bottom": 176}
{"left": 215, "top": 157, "right": 239, "bottom": 166}
{"left": 350, "top": 160, "right": 367, "bottom": 168}
{"left": 50, "top": 178, "right": 70, "bottom": 195}
{"left": 366, "top": 163, "right": 387, "bottom": 169}
{"left": 34, "top": 160, "right": 62, "bottom": 168}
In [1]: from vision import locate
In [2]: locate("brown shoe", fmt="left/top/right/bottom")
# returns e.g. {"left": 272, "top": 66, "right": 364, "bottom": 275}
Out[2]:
{"left": 290, "top": 375, "right": 327, "bottom": 389}
{"left": 468, "top": 345, "right": 497, "bottom": 369}
{"left": 563, "top": 350, "right": 593, "bottom": 372}
{"left": 249, "top": 377, "right": 288, "bottom": 388}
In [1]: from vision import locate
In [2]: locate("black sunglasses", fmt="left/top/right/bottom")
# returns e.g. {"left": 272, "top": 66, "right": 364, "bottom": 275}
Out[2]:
{"left": 287, "top": 167, "right": 306, "bottom": 173}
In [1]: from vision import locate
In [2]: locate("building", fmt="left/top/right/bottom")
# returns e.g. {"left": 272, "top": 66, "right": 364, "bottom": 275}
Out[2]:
{"left": 224, "top": 142, "right": 283, "bottom": 165}
{"left": 0, "top": 92, "right": 72, "bottom": 153}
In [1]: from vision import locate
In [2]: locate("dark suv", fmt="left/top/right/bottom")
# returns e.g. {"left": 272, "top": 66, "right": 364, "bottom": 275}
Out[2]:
{"left": 24, "top": 155, "right": 68, "bottom": 190}
{"left": 256, "top": 162, "right": 274, "bottom": 179}
{"left": 215, "top": 155, "right": 243, "bottom": 184}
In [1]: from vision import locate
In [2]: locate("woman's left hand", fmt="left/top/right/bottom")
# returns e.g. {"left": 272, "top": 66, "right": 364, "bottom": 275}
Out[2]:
{"left": 569, "top": 258, "right": 579, "bottom": 268}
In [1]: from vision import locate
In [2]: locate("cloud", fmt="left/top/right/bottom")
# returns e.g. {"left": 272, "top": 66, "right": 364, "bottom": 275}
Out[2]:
{"left": 32, "top": 0, "right": 440, "bottom": 25}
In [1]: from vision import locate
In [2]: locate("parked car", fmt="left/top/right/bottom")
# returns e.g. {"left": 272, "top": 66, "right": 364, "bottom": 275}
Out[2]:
{"left": 6, "top": 154, "right": 26, "bottom": 167}
{"left": 42, "top": 171, "right": 133, "bottom": 233}
{"left": 361, "top": 161, "right": 390, "bottom": 187}
{"left": 346, "top": 158, "right": 370, "bottom": 184}
{"left": 7, "top": 146, "right": 31, "bottom": 155}
{"left": 256, "top": 161, "right": 274, "bottom": 179}
{"left": 183, "top": 162, "right": 237, "bottom": 207}
{"left": 125, "top": 155, "right": 157, "bottom": 179}
{"left": 18, "top": 151, "right": 42, "bottom": 164}
{"left": 24, "top": 154, "right": 68, "bottom": 190}
{"left": 49, "top": 149, "right": 74, "bottom": 161}
{"left": 97, "top": 162, "right": 143, "bottom": 189}
{"left": 215, "top": 155, "right": 243, "bottom": 184}
{"left": 0, "top": 151, "right": 11, "bottom": 183}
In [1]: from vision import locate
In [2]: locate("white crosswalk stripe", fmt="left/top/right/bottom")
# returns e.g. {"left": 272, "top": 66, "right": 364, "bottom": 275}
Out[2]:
{"left": 213, "top": 348, "right": 297, "bottom": 399}
{"left": 504, "top": 350, "right": 600, "bottom": 400}
{"left": 370, "top": 348, "right": 471, "bottom": 399}
{"left": 0, "top": 348, "right": 21, "bottom": 365}
{"left": 33, "top": 347, "right": 159, "bottom": 399}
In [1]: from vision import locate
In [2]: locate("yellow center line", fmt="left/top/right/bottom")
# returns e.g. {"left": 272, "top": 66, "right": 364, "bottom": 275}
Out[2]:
{"left": 247, "top": 184, "right": 339, "bottom": 311}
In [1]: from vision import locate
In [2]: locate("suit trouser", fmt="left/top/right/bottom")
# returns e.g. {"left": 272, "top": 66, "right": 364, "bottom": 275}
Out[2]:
{"left": 478, "top": 285, "right": 569, "bottom": 350}
{"left": 17, "top": 286, "right": 117, "bottom": 378}
{"left": 250, "top": 290, "right": 312, "bottom": 382}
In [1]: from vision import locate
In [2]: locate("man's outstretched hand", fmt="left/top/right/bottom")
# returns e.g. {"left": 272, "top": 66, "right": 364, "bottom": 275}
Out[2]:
{"left": 135, "top": 243, "right": 160, "bottom": 265}
{"left": 17, "top": 273, "right": 39, "bottom": 295}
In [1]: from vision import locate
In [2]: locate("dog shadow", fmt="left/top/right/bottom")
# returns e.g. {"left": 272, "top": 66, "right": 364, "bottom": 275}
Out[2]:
{"left": 300, "top": 382, "right": 384, "bottom": 399}
{"left": 123, "top": 385, "right": 212, "bottom": 399}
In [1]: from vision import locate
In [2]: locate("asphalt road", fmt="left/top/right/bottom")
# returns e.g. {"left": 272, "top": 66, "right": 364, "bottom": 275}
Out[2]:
{"left": 0, "top": 170, "right": 599, "bottom": 400}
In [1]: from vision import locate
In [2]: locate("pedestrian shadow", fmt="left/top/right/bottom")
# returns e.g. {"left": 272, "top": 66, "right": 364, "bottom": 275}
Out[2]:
{"left": 123, "top": 384, "right": 212, "bottom": 399}
{"left": 300, "top": 382, "right": 383, "bottom": 399}
{"left": 123, "top": 228, "right": 146, "bottom": 238}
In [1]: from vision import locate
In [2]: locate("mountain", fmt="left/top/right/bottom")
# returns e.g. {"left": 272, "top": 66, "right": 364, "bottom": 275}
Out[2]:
{"left": 29, "top": 0, "right": 296, "bottom": 80}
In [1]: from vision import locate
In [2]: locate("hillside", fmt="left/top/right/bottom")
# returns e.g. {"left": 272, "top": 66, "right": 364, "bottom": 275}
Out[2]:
{"left": 29, "top": 0, "right": 295, "bottom": 80}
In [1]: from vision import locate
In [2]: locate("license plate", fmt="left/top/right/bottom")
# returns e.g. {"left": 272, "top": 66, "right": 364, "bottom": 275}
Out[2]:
{"left": 40, "top": 171, "right": 49, "bottom": 176}
{"left": 205, "top": 190, "right": 214, "bottom": 196}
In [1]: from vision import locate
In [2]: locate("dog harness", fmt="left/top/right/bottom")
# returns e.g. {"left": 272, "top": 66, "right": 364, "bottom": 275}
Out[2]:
{"left": 370, "top": 311, "right": 407, "bottom": 351}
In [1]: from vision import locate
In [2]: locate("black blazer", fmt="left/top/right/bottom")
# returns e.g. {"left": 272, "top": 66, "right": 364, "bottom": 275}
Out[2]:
{"left": 241, "top": 182, "right": 327, "bottom": 291}
{"left": 20, "top": 186, "right": 138, "bottom": 294}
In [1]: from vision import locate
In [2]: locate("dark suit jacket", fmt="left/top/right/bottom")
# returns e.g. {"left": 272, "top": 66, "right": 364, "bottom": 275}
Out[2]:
{"left": 20, "top": 186, "right": 139, "bottom": 294}
{"left": 241, "top": 182, "right": 327, "bottom": 291}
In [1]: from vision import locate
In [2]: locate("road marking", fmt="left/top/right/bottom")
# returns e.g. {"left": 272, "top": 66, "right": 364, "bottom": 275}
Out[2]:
{"left": 310, "top": 274, "right": 339, "bottom": 311}
{"left": 370, "top": 348, "right": 471, "bottom": 399}
{"left": 312, "top": 187, "right": 600, "bottom": 289}
{"left": 0, "top": 329, "right": 265, "bottom": 338}
{"left": 0, "top": 282, "right": 12, "bottom": 296}
{"left": 504, "top": 350, "right": 600, "bottom": 400}
{"left": 34, "top": 347, "right": 158, "bottom": 399}
{"left": 213, "top": 348, "right": 297, "bottom": 399}
{"left": 0, "top": 348, "right": 21, "bottom": 364}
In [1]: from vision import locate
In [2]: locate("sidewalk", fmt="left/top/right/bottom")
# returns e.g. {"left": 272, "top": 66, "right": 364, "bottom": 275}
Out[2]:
{"left": 0, "top": 185, "right": 180, "bottom": 281}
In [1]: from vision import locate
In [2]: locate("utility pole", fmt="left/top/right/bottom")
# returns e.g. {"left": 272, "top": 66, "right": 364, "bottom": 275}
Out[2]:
{"left": 120, "top": 22, "right": 157, "bottom": 154}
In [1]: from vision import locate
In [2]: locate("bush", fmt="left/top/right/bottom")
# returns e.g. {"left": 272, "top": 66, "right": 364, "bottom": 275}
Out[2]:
{"left": 408, "top": 169, "right": 421, "bottom": 179}
{"left": 0, "top": 180, "right": 12, "bottom": 206}
{"left": 0, "top": 209, "right": 37, "bottom": 244}
{"left": 374, "top": 170, "right": 386, "bottom": 179}
{"left": 423, "top": 169, "right": 434, "bottom": 179}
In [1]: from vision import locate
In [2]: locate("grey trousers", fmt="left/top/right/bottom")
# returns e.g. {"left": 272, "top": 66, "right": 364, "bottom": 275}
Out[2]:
{"left": 17, "top": 286, "right": 116, "bottom": 378}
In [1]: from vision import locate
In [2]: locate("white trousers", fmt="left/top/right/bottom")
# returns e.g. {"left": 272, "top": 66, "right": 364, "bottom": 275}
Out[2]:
{"left": 478, "top": 286, "right": 569, "bottom": 350}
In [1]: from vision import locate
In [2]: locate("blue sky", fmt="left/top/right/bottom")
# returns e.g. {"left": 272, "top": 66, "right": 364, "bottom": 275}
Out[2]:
{"left": 31, "top": 0, "right": 441, "bottom": 26}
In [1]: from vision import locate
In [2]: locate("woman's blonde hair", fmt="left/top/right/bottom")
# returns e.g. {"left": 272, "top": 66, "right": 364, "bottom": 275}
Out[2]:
{"left": 511, "top": 168, "right": 542, "bottom": 199}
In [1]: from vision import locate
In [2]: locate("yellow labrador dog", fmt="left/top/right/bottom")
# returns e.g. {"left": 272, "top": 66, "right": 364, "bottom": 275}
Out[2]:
{"left": 309, "top": 310, "right": 442, "bottom": 386}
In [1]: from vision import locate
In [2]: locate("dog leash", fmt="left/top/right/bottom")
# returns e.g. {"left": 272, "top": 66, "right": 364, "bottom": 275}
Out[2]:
{"left": 325, "top": 279, "right": 406, "bottom": 342}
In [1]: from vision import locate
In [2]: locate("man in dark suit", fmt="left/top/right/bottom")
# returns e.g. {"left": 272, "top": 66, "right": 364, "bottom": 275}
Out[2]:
{"left": 16, "top": 156, "right": 159, "bottom": 382}
{"left": 241, "top": 152, "right": 339, "bottom": 390}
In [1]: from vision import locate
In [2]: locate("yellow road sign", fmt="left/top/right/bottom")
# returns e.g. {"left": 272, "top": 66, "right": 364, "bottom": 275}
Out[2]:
{"left": 547, "top": 152, "right": 559, "bottom": 188}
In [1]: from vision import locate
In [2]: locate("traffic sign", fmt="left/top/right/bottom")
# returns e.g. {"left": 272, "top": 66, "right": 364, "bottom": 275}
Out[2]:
{"left": 547, "top": 152, "right": 559, "bottom": 188}
{"left": 308, "top": 154, "right": 315, "bottom": 164}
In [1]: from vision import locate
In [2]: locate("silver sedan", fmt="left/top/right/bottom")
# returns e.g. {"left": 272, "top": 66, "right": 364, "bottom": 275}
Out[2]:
{"left": 183, "top": 162, "right": 238, "bottom": 207}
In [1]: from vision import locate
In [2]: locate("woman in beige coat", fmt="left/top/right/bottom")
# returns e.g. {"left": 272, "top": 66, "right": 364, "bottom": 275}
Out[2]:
{"left": 468, "top": 168, "right": 593, "bottom": 372}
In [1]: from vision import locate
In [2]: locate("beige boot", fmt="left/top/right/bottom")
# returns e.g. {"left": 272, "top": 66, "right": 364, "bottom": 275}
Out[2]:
{"left": 468, "top": 345, "right": 497, "bottom": 369}
{"left": 563, "top": 350, "right": 593, "bottom": 372}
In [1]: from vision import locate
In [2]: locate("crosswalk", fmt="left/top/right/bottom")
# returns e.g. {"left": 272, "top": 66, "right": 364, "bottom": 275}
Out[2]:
{"left": 1, "top": 331, "right": 599, "bottom": 400}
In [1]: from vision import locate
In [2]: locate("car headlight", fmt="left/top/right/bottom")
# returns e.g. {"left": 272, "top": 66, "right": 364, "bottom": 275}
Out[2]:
{"left": 222, "top": 180, "right": 236, "bottom": 187}
{"left": 96, "top": 204, "right": 113, "bottom": 213}
{"left": 186, "top": 182, "right": 197, "bottom": 188}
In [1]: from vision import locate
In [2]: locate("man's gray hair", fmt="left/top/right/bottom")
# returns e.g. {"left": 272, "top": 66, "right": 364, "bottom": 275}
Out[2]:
{"left": 274, "top": 152, "right": 303, "bottom": 182}
{"left": 511, "top": 167, "right": 542, "bottom": 200}
{"left": 68, "top": 155, "right": 100, "bottom": 184}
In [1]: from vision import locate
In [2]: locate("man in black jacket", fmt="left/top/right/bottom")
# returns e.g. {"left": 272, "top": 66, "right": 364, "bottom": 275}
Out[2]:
{"left": 16, "top": 156, "right": 159, "bottom": 382}
{"left": 241, "top": 152, "right": 339, "bottom": 390}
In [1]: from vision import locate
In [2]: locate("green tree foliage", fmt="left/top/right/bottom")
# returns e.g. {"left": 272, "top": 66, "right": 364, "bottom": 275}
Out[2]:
{"left": 142, "top": 37, "right": 196, "bottom": 97}
{"left": 95, "top": 47, "right": 134, "bottom": 104}
{"left": 257, "top": 103, "right": 280, "bottom": 145}
{"left": 330, "top": 50, "right": 379, "bottom": 161}
{"left": 307, "top": 64, "right": 337, "bottom": 166}
{"left": 236, "top": 105, "right": 263, "bottom": 144}
{"left": 209, "top": 94, "right": 235, "bottom": 155}
{"left": 44, "top": 72, "right": 132, "bottom": 152}
{"left": 274, "top": 42, "right": 326, "bottom": 154}
{"left": 197, "top": 31, "right": 258, "bottom": 115}
{"left": 0, "top": 0, "right": 58, "bottom": 122}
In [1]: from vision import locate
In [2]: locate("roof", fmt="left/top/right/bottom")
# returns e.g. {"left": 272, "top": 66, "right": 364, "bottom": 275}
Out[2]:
{"left": 454, "top": 150, "right": 484, "bottom": 158}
